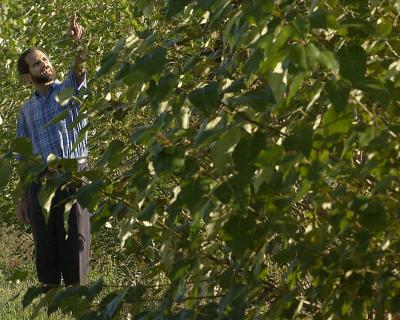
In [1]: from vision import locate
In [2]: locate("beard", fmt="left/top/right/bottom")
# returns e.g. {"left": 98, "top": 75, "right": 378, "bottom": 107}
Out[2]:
{"left": 31, "top": 67, "right": 56, "bottom": 84}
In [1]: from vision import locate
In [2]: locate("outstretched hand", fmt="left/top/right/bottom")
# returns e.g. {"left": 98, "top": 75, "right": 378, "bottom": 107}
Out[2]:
{"left": 70, "top": 15, "right": 84, "bottom": 42}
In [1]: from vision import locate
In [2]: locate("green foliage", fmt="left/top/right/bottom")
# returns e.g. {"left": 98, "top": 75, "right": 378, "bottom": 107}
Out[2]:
{"left": 2, "top": 0, "right": 400, "bottom": 319}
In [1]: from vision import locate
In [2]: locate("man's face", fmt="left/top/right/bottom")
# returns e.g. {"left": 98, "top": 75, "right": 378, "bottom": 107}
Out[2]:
{"left": 24, "top": 49, "right": 56, "bottom": 84}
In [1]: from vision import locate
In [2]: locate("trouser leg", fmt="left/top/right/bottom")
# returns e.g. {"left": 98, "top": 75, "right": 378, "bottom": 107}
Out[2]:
{"left": 28, "top": 182, "right": 61, "bottom": 286}
{"left": 57, "top": 161, "right": 91, "bottom": 285}
{"left": 55, "top": 193, "right": 91, "bottom": 285}
{"left": 28, "top": 165, "right": 91, "bottom": 286}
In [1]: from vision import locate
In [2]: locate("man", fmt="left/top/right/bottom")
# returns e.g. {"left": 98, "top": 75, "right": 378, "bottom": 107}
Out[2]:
{"left": 15, "top": 16, "right": 90, "bottom": 291}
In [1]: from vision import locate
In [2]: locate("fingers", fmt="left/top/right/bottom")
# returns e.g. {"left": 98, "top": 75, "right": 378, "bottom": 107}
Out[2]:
{"left": 70, "top": 14, "right": 77, "bottom": 28}
{"left": 70, "top": 15, "right": 84, "bottom": 40}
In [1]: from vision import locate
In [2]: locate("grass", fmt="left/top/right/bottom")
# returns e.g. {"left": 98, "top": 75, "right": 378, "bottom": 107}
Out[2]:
{"left": 0, "top": 222, "right": 129, "bottom": 319}
{"left": 0, "top": 223, "right": 73, "bottom": 319}
{"left": 0, "top": 219, "right": 165, "bottom": 319}
{"left": 0, "top": 278, "right": 73, "bottom": 320}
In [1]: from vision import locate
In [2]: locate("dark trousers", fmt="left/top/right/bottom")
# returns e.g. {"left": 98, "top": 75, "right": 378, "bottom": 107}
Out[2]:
{"left": 27, "top": 163, "right": 91, "bottom": 286}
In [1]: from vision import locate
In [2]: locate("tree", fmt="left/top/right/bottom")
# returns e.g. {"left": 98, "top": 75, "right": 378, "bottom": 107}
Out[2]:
{"left": 1, "top": 0, "right": 400, "bottom": 319}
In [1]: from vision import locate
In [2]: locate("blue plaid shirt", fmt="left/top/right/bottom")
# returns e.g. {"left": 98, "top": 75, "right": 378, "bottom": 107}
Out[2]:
{"left": 16, "top": 70, "right": 88, "bottom": 163}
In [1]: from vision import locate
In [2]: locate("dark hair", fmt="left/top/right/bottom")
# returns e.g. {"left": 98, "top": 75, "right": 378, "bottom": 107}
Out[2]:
{"left": 17, "top": 47, "right": 47, "bottom": 76}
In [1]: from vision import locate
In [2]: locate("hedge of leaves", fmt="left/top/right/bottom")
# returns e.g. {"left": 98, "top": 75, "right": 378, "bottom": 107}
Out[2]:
{"left": 2, "top": 0, "right": 400, "bottom": 319}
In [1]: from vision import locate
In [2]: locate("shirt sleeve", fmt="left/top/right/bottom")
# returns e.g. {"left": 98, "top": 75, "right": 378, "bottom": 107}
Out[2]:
{"left": 15, "top": 108, "right": 29, "bottom": 161}
{"left": 62, "top": 69, "right": 87, "bottom": 92}
{"left": 16, "top": 108, "right": 29, "bottom": 138}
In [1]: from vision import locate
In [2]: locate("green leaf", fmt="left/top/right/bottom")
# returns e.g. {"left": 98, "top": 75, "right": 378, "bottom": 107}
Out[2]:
{"left": 138, "top": 201, "right": 156, "bottom": 222}
{"left": 211, "top": 126, "right": 242, "bottom": 172}
{"left": 244, "top": 48, "right": 265, "bottom": 75}
{"left": 256, "top": 145, "right": 284, "bottom": 166}
{"left": 147, "top": 74, "right": 177, "bottom": 104}
{"left": 6, "top": 269, "right": 30, "bottom": 283}
{"left": 189, "top": 83, "right": 221, "bottom": 116}
{"left": 180, "top": 178, "right": 209, "bottom": 212}
{"left": 0, "top": 159, "right": 11, "bottom": 191}
{"left": 166, "top": 0, "right": 191, "bottom": 20}
{"left": 38, "top": 172, "right": 71, "bottom": 221}
{"left": 125, "top": 285, "right": 146, "bottom": 303}
{"left": 75, "top": 180, "right": 103, "bottom": 210}
{"left": 318, "top": 49, "right": 339, "bottom": 71}
{"left": 96, "top": 52, "right": 118, "bottom": 78}
{"left": 289, "top": 45, "right": 308, "bottom": 70}
{"left": 338, "top": 44, "right": 367, "bottom": 83}
{"left": 326, "top": 80, "right": 350, "bottom": 112}
{"left": 222, "top": 213, "right": 257, "bottom": 257}
{"left": 287, "top": 72, "right": 306, "bottom": 104}
{"left": 233, "top": 131, "right": 265, "bottom": 179}
{"left": 322, "top": 106, "right": 353, "bottom": 136}
{"left": 214, "top": 181, "right": 232, "bottom": 204}
{"left": 230, "top": 86, "right": 275, "bottom": 112}
{"left": 22, "top": 287, "right": 43, "bottom": 309}
{"left": 130, "top": 125, "right": 158, "bottom": 146}
{"left": 98, "top": 140, "right": 125, "bottom": 169}
{"left": 55, "top": 87, "right": 74, "bottom": 106}
{"left": 283, "top": 127, "right": 313, "bottom": 157}
{"left": 123, "top": 47, "right": 167, "bottom": 84}
{"left": 101, "top": 288, "right": 129, "bottom": 320}
{"left": 13, "top": 137, "right": 33, "bottom": 157}
{"left": 228, "top": 175, "right": 251, "bottom": 210}
{"left": 309, "top": 10, "right": 336, "bottom": 29}
{"left": 45, "top": 109, "right": 68, "bottom": 127}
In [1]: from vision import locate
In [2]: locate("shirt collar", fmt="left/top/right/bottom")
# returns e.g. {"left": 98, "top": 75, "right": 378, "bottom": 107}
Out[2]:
{"left": 34, "top": 80, "right": 60, "bottom": 99}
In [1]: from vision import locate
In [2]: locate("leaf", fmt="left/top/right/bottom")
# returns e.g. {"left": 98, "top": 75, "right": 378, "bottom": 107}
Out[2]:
{"left": 45, "top": 109, "right": 68, "bottom": 127}
{"left": 287, "top": 72, "right": 306, "bottom": 104}
{"left": 189, "top": 83, "right": 221, "bottom": 116}
{"left": 322, "top": 106, "right": 353, "bottom": 136}
{"left": 228, "top": 175, "right": 251, "bottom": 210}
{"left": 211, "top": 126, "right": 242, "bottom": 172}
{"left": 180, "top": 178, "right": 209, "bottom": 212}
{"left": 6, "top": 269, "right": 30, "bottom": 283}
{"left": 138, "top": 200, "right": 157, "bottom": 222}
{"left": 222, "top": 213, "right": 257, "bottom": 257}
{"left": 101, "top": 288, "right": 129, "bottom": 320}
{"left": 318, "top": 49, "right": 339, "bottom": 71}
{"left": 123, "top": 47, "right": 167, "bottom": 84}
{"left": 22, "top": 287, "right": 43, "bottom": 308}
{"left": 214, "top": 181, "right": 232, "bottom": 204}
{"left": 75, "top": 180, "right": 103, "bottom": 210}
{"left": 166, "top": 0, "right": 191, "bottom": 20}
{"left": 38, "top": 172, "right": 71, "bottom": 221}
{"left": 326, "top": 80, "right": 350, "bottom": 112}
{"left": 130, "top": 125, "right": 158, "bottom": 146}
{"left": 269, "top": 63, "right": 287, "bottom": 107}
{"left": 283, "top": 127, "right": 314, "bottom": 157}
{"left": 0, "top": 158, "right": 11, "bottom": 191}
{"left": 338, "top": 44, "right": 367, "bottom": 83}
{"left": 125, "top": 285, "right": 146, "bottom": 303}
{"left": 309, "top": 10, "right": 336, "bottom": 29}
{"left": 232, "top": 131, "right": 265, "bottom": 179}
{"left": 98, "top": 140, "right": 125, "bottom": 169}
{"left": 244, "top": 48, "right": 265, "bottom": 75}
{"left": 13, "top": 137, "right": 33, "bottom": 157}
{"left": 289, "top": 45, "right": 308, "bottom": 70}
{"left": 230, "top": 86, "right": 275, "bottom": 112}
{"left": 55, "top": 87, "right": 75, "bottom": 107}
{"left": 256, "top": 145, "right": 284, "bottom": 166}
{"left": 147, "top": 74, "right": 177, "bottom": 104}
{"left": 87, "top": 278, "right": 104, "bottom": 300}
{"left": 96, "top": 52, "right": 118, "bottom": 78}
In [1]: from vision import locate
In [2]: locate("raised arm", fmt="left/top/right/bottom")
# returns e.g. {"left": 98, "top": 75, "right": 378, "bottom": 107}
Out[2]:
{"left": 70, "top": 15, "right": 87, "bottom": 86}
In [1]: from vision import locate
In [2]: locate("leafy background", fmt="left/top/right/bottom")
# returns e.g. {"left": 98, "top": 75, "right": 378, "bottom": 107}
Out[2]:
{"left": 1, "top": 0, "right": 400, "bottom": 319}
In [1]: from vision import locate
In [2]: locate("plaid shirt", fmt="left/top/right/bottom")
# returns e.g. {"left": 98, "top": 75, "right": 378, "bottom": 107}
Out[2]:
{"left": 16, "top": 70, "right": 88, "bottom": 162}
